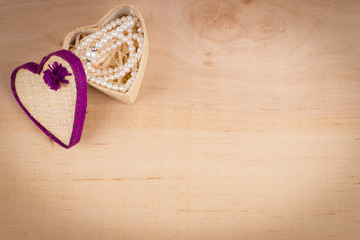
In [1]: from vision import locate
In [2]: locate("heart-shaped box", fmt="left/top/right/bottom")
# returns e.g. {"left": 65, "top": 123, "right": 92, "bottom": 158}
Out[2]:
{"left": 11, "top": 50, "right": 87, "bottom": 149}
{"left": 10, "top": 5, "right": 148, "bottom": 148}
{"left": 63, "top": 4, "right": 149, "bottom": 104}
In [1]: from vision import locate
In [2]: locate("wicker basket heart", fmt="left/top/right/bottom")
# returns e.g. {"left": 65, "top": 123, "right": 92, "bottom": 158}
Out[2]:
{"left": 63, "top": 5, "right": 149, "bottom": 104}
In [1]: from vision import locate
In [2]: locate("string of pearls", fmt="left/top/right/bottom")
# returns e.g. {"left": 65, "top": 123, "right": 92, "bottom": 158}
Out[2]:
{"left": 71, "top": 15, "right": 144, "bottom": 92}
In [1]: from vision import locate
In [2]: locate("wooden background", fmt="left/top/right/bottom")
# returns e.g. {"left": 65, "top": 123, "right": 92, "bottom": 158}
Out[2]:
{"left": 1, "top": 0, "right": 360, "bottom": 239}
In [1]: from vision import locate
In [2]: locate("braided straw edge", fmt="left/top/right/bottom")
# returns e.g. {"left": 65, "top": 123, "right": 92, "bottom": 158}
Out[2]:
{"left": 63, "top": 4, "right": 149, "bottom": 104}
{"left": 11, "top": 50, "right": 87, "bottom": 149}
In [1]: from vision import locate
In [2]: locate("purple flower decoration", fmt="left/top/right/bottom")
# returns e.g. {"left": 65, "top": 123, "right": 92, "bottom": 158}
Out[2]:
{"left": 43, "top": 62, "right": 71, "bottom": 91}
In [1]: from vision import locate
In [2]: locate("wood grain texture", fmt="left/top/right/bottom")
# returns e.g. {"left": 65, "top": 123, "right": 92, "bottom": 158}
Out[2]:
{"left": 1, "top": 0, "right": 360, "bottom": 239}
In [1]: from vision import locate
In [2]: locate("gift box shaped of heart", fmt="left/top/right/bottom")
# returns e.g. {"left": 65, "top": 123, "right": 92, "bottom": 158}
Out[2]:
{"left": 63, "top": 4, "right": 149, "bottom": 104}
{"left": 10, "top": 5, "right": 148, "bottom": 149}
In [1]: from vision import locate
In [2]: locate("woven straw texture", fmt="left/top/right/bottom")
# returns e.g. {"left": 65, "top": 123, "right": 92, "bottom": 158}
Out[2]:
{"left": 15, "top": 56, "right": 76, "bottom": 145}
{"left": 11, "top": 50, "right": 87, "bottom": 149}
{"left": 63, "top": 4, "right": 149, "bottom": 104}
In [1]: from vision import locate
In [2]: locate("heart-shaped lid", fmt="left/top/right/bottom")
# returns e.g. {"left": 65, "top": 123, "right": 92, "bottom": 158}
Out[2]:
{"left": 11, "top": 50, "right": 87, "bottom": 148}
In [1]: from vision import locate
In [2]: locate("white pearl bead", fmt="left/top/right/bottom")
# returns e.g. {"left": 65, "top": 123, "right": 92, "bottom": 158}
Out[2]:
{"left": 128, "top": 77, "right": 135, "bottom": 83}
{"left": 95, "top": 78, "right": 101, "bottom": 84}
{"left": 106, "top": 82, "right": 113, "bottom": 89}
{"left": 125, "top": 81, "right": 131, "bottom": 90}
{"left": 97, "top": 76, "right": 103, "bottom": 82}
{"left": 92, "top": 51, "right": 98, "bottom": 59}
{"left": 124, "top": 67, "right": 130, "bottom": 73}
{"left": 127, "top": 29, "right": 133, "bottom": 33}
{"left": 109, "top": 75, "right": 114, "bottom": 80}
{"left": 127, "top": 15, "right": 133, "bottom": 20}
{"left": 128, "top": 46, "right": 136, "bottom": 52}
{"left": 121, "top": 16, "right": 127, "bottom": 21}
{"left": 106, "top": 47, "right": 111, "bottom": 52}
{"left": 112, "top": 84, "right": 119, "bottom": 91}
{"left": 90, "top": 77, "right": 95, "bottom": 82}
{"left": 116, "top": 27, "right": 123, "bottom": 32}
{"left": 114, "top": 73, "right": 120, "bottom": 79}
{"left": 114, "top": 67, "right": 119, "bottom": 72}
{"left": 111, "top": 44, "right": 117, "bottom": 49}
{"left": 116, "top": 19, "right": 122, "bottom": 25}
{"left": 101, "top": 81, "right": 107, "bottom": 87}
{"left": 106, "top": 24, "right": 112, "bottom": 31}
{"left": 101, "top": 27, "right": 107, "bottom": 32}
{"left": 131, "top": 58, "right": 137, "bottom": 64}
{"left": 95, "top": 42, "right": 102, "bottom": 48}
{"left": 131, "top": 71, "right": 137, "bottom": 77}
{"left": 119, "top": 71, "right": 125, "bottom": 77}
{"left": 102, "top": 69, "right": 107, "bottom": 74}
{"left": 110, "top": 21, "right": 117, "bottom": 27}
{"left": 117, "top": 33, "right": 124, "bottom": 39}
{"left": 127, "top": 40, "right": 134, "bottom": 46}
{"left": 100, "top": 49, "right": 106, "bottom": 55}
{"left": 104, "top": 76, "right": 109, "bottom": 81}
{"left": 116, "top": 40, "right": 122, "bottom": 46}
{"left": 108, "top": 68, "right": 113, "bottom": 73}
{"left": 85, "top": 49, "right": 98, "bottom": 60}
{"left": 119, "top": 84, "right": 125, "bottom": 92}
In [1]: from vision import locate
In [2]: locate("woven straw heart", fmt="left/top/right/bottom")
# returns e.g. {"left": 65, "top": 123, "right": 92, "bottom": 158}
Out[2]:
{"left": 63, "top": 4, "right": 149, "bottom": 104}
{"left": 11, "top": 50, "right": 87, "bottom": 149}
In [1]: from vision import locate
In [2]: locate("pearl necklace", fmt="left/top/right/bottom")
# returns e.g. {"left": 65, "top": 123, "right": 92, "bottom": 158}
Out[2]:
{"left": 71, "top": 15, "right": 144, "bottom": 93}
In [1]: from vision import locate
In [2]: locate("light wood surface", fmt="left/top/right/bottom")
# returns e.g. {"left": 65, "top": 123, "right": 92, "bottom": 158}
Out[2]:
{"left": 1, "top": 0, "right": 360, "bottom": 239}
